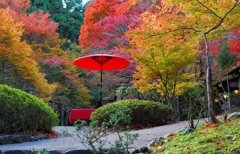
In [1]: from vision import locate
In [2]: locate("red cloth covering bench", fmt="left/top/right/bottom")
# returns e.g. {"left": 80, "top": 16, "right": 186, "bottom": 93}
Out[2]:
{"left": 69, "top": 108, "right": 96, "bottom": 124}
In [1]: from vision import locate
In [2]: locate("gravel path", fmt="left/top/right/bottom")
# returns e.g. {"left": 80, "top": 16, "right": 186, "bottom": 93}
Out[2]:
{"left": 0, "top": 119, "right": 208, "bottom": 152}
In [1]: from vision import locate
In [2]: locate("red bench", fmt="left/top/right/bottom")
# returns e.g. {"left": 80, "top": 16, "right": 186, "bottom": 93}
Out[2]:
{"left": 69, "top": 108, "right": 96, "bottom": 124}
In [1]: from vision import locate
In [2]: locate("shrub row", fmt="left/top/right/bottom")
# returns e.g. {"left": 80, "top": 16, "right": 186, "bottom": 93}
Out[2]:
{"left": 91, "top": 99, "right": 172, "bottom": 129}
{"left": 0, "top": 85, "right": 59, "bottom": 134}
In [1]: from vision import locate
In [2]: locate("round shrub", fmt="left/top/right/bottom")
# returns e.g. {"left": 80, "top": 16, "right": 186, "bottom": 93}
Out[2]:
{"left": 91, "top": 100, "right": 172, "bottom": 129}
{"left": 0, "top": 84, "right": 59, "bottom": 134}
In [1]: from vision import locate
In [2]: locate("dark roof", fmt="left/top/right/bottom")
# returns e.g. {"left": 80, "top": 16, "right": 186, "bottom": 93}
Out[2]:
{"left": 228, "top": 66, "right": 240, "bottom": 75}
{"left": 214, "top": 66, "right": 240, "bottom": 92}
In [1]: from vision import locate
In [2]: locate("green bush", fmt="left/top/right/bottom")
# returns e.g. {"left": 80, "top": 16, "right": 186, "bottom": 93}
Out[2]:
{"left": 91, "top": 100, "right": 172, "bottom": 129}
{"left": 0, "top": 84, "right": 59, "bottom": 134}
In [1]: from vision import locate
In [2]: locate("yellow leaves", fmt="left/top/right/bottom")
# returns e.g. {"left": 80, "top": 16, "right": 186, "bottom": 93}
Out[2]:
{"left": 129, "top": 39, "right": 198, "bottom": 96}
{"left": 127, "top": 10, "right": 202, "bottom": 96}
{"left": 0, "top": 9, "right": 23, "bottom": 46}
{"left": 0, "top": 8, "right": 56, "bottom": 97}
{"left": 126, "top": 0, "right": 239, "bottom": 98}
{"left": 160, "top": 0, "right": 240, "bottom": 33}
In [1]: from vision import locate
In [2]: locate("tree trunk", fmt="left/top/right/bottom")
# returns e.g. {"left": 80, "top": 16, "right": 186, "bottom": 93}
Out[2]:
{"left": 227, "top": 73, "right": 231, "bottom": 111}
{"left": 188, "top": 99, "right": 194, "bottom": 128}
{"left": 171, "top": 96, "right": 180, "bottom": 122}
{"left": 176, "top": 97, "right": 180, "bottom": 122}
{"left": 238, "top": 75, "right": 240, "bottom": 93}
{"left": 203, "top": 33, "right": 215, "bottom": 123}
{"left": 51, "top": 99, "right": 56, "bottom": 111}
{"left": 61, "top": 103, "right": 65, "bottom": 126}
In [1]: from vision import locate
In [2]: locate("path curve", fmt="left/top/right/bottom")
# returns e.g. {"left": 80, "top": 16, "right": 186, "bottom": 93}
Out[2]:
{"left": 0, "top": 119, "right": 208, "bottom": 152}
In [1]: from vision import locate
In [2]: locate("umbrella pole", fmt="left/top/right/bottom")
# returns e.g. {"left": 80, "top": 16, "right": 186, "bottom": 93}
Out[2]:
{"left": 99, "top": 65, "right": 103, "bottom": 107}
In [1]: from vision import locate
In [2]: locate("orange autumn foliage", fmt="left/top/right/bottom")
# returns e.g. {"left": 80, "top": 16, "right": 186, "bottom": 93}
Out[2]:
{"left": 0, "top": 9, "right": 56, "bottom": 96}
{"left": 0, "top": 0, "right": 58, "bottom": 39}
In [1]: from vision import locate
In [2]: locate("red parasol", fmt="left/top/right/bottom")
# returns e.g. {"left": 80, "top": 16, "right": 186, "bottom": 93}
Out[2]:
{"left": 74, "top": 53, "right": 129, "bottom": 107}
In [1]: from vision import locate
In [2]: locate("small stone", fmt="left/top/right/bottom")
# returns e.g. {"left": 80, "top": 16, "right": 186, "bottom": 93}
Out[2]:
{"left": 64, "top": 150, "right": 93, "bottom": 154}
{"left": 31, "top": 136, "right": 38, "bottom": 141}
{"left": 179, "top": 126, "right": 189, "bottom": 132}
{"left": 48, "top": 150, "right": 63, "bottom": 154}
{"left": 4, "top": 150, "right": 30, "bottom": 154}
{"left": 184, "top": 128, "right": 195, "bottom": 134}
{"left": 227, "top": 112, "right": 240, "bottom": 120}
{"left": 131, "top": 146, "right": 150, "bottom": 154}
{"left": 38, "top": 135, "right": 48, "bottom": 140}
{"left": 147, "top": 137, "right": 164, "bottom": 147}
{"left": 0, "top": 135, "right": 13, "bottom": 145}
{"left": 147, "top": 140, "right": 155, "bottom": 147}
{"left": 164, "top": 133, "right": 174, "bottom": 138}
{"left": 131, "top": 149, "right": 141, "bottom": 154}
{"left": 12, "top": 135, "right": 31, "bottom": 143}
{"left": 0, "top": 134, "right": 32, "bottom": 145}
{"left": 139, "top": 146, "right": 149, "bottom": 153}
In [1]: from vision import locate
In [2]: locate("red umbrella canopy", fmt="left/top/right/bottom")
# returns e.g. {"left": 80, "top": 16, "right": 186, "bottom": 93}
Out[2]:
{"left": 74, "top": 53, "right": 130, "bottom": 71}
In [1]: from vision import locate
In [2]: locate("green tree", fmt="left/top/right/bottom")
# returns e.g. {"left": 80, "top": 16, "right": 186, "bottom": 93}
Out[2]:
{"left": 27, "top": 0, "right": 84, "bottom": 43}
{"left": 217, "top": 41, "right": 237, "bottom": 110}
{"left": 181, "top": 87, "right": 206, "bottom": 128}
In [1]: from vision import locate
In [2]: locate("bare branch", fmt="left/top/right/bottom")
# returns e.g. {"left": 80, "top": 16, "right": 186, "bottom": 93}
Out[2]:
{"left": 196, "top": 0, "right": 222, "bottom": 20}
{"left": 148, "top": 28, "right": 182, "bottom": 37}
{"left": 147, "top": 1, "right": 239, "bottom": 37}
{"left": 205, "top": 0, "right": 239, "bottom": 34}
{"left": 181, "top": 26, "right": 202, "bottom": 33}
{"left": 149, "top": 53, "right": 164, "bottom": 81}
{"left": 138, "top": 56, "right": 162, "bottom": 80}
{"left": 149, "top": 53, "right": 169, "bottom": 93}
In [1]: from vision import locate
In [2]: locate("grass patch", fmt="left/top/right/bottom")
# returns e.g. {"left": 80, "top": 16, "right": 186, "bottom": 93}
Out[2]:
{"left": 151, "top": 119, "right": 240, "bottom": 153}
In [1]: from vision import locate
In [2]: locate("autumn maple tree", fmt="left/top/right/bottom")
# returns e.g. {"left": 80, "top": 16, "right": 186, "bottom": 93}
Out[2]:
{"left": 125, "top": 5, "right": 200, "bottom": 120}
{"left": 129, "top": 43, "right": 199, "bottom": 120}
{"left": 78, "top": 0, "right": 152, "bottom": 102}
{"left": 128, "top": 0, "right": 239, "bottom": 123}
{"left": 0, "top": 0, "right": 59, "bottom": 39}
{"left": 0, "top": 9, "right": 56, "bottom": 96}
{"left": 27, "top": 0, "right": 85, "bottom": 43}
{"left": 0, "top": 0, "right": 92, "bottom": 124}
{"left": 168, "top": 0, "right": 239, "bottom": 123}
{"left": 79, "top": 0, "right": 151, "bottom": 53}
{"left": 227, "top": 25, "right": 240, "bottom": 58}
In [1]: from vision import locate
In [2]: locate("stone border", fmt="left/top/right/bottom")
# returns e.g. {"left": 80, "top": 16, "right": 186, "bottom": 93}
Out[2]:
{"left": 0, "top": 134, "right": 48, "bottom": 145}
{"left": 0, "top": 150, "right": 126, "bottom": 154}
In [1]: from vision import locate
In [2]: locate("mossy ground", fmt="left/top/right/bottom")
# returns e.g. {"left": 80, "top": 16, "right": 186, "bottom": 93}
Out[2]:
{"left": 151, "top": 118, "right": 240, "bottom": 154}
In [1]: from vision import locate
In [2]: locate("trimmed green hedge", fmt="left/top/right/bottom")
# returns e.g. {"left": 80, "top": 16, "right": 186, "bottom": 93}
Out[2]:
{"left": 91, "top": 100, "right": 172, "bottom": 129}
{"left": 0, "top": 84, "right": 59, "bottom": 134}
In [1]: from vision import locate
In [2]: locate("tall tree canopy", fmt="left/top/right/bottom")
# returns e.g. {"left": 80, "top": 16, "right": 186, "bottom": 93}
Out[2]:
{"left": 126, "top": 32, "right": 199, "bottom": 99}
{"left": 79, "top": 0, "right": 151, "bottom": 52}
{"left": 0, "top": 0, "right": 59, "bottom": 40}
{"left": 0, "top": 0, "right": 92, "bottom": 106}
{"left": 218, "top": 41, "right": 237, "bottom": 71}
{"left": 27, "top": 0, "right": 85, "bottom": 43}
{"left": 0, "top": 9, "right": 56, "bottom": 96}
{"left": 0, "top": 0, "right": 92, "bottom": 125}
{"left": 132, "top": 0, "right": 240, "bottom": 123}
